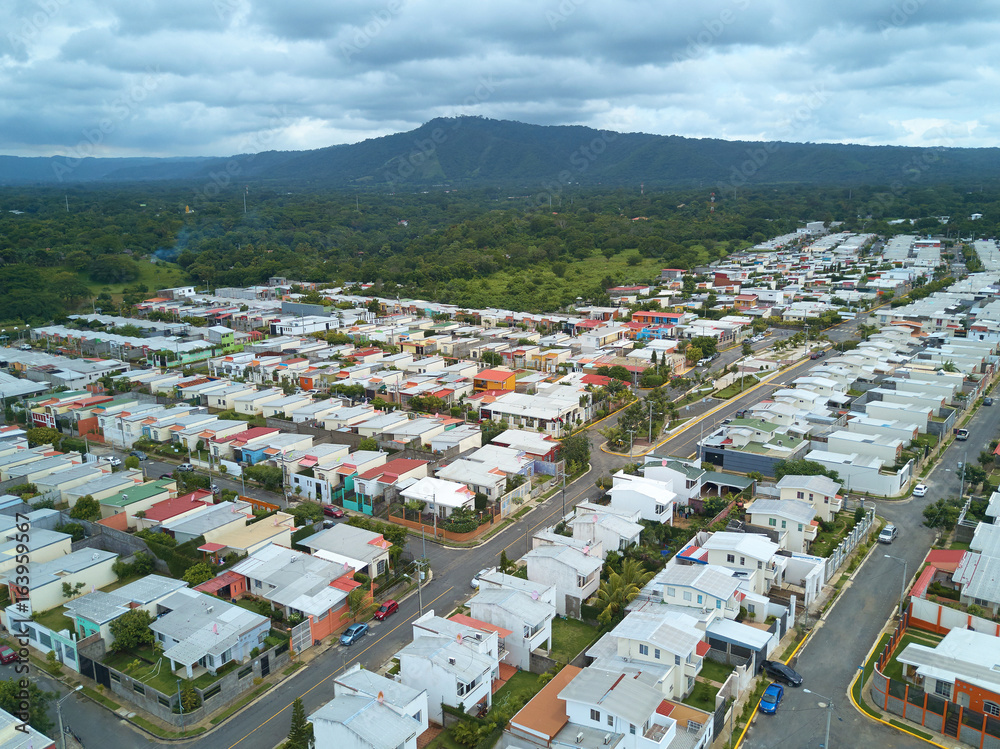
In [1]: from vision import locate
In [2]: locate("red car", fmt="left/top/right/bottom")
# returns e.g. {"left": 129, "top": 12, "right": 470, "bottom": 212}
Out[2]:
{"left": 323, "top": 505, "right": 345, "bottom": 519}
{"left": 374, "top": 600, "right": 398, "bottom": 621}
{"left": 0, "top": 646, "right": 18, "bottom": 664}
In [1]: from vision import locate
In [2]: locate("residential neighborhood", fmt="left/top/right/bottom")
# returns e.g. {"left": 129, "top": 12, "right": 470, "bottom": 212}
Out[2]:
{"left": 4, "top": 231, "right": 1000, "bottom": 749}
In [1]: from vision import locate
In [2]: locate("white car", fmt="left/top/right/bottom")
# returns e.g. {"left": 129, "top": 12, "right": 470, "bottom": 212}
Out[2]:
{"left": 913, "top": 484, "right": 928, "bottom": 497}
{"left": 100, "top": 456, "right": 122, "bottom": 467}
{"left": 471, "top": 568, "right": 494, "bottom": 589}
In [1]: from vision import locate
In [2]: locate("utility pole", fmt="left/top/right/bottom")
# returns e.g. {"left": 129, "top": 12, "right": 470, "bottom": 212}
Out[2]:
{"left": 56, "top": 686, "right": 83, "bottom": 749}
{"left": 561, "top": 470, "right": 567, "bottom": 520}
{"left": 647, "top": 400, "right": 653, "bottom": 443}
{"left": 803, "top": 689, "right": 833, "bottom": 749}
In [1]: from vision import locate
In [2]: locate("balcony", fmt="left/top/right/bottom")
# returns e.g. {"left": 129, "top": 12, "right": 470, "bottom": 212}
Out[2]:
{"left": 641, "top": 713, "right": 676, "bottom": 748}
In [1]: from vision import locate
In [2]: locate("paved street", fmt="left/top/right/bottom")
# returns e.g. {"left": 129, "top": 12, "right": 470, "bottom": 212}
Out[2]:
{"left": 43, "top": 312, "right": 894, "bottom": 748}
{"left": 744, "top": 386, "right": 1000, "bottom": 748}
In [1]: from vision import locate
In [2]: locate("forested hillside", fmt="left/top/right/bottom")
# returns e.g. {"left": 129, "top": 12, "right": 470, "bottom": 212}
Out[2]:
{"left": 5, "top": 117, "right": 1000, "bottom": 188}
{"left": 1, "top": 180, "right": 999, "bottom": 322}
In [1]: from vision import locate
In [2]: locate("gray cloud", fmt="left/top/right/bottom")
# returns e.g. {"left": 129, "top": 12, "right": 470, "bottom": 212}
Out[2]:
{"left": 1, "top": 0, "right": 998, "bottom": 157}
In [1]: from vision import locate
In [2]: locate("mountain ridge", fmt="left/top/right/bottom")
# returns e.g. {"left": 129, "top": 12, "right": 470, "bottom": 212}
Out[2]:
{"left": 2, "top": 116, "right": 998, "bottom": 187}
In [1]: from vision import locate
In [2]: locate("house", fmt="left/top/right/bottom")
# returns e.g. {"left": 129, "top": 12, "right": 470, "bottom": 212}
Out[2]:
{"left": 468, "top": 585, "right": 556, "bottom": 670}
{"left": 473, "top": 367, "right": 517, "bottom": 393}
{"left": 353, "top": 458, "right": 430, "bottom": 515}
{"left": 491, "top": 429, "right": 561, "bottom": 462}
{"left": 0, "top": 516, "right": 72, "bottom": 574}
{"left": 231, "top": 543, "right": 364, "bottom": 642}
{"left": 896, "top": 629, "right": 1000, "bottom": 713}
{"left": 135, "top": 489, "right": 216, "bottom": 531}
{"left": 569, "top": 502, "right": 643, "bottom": 554}
{"left": 150, "top": 588, "right": 270, "bottom": 678}
{"left": 64, "top": 470, "right": 144, "bottom": 508}
{"left": 99, "top": 479, "right": 177, "bottom": 528}
{"left": 645, "top": 564, "right": 743, "bottom": 620}
{"left": 744, "top": 498, "right": 818, "bottom": 553}
{"left": 608, "top": 472, "right": 678, "bottom": 524}
{"left": 436, "top": 459, "right": 507, "bottom": 502}
{"left": 309, "top": 692, "right": 422, "bottom": 749}
{"left": 399, "top": 476, "right": 476, "bottom": 519}
{"left": 62, "top": 574, "right": 187, "bottom": 643}
{"left": 333, "top": 664, "right": 429, "bottom": 734}
{"left": 524, "top": 544, "right": 602, "bottom": 618}
{"left": 300, "top": 524, "right": 393, "bottom": 577}
{"left": 201, "top": 511, "right": 296, "bottom": 557}
{"left": 3, "top": 548, "right": 118, "bottom": 614}
{"left": 641, "top": 458, "right": 705, "bottom": 507}
{"left": 232, "top": 387, "right": 285, "bottom": 415}
{"left": 0, "top": 705, "right": 56, "bottom": 749}
{"left": 397, "top": 611, "right": 499, "bottom": 723}
{"left": 775, "top": 475, "right": 842, "bottom": 523}
{"left": 161, "top": 500, "right": 254, "bottom": 545}
{"left": 698, "top": 532, "right": 783, "bottom": 596}
{"left": 587, "top": 610, "right": 710, "bottom": 701}
{"left": 557, "top": 667, "right": 710, "bottom": 749}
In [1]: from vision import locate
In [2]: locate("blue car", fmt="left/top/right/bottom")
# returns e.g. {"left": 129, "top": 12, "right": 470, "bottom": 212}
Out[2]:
{"left": 340, "top": 623, "right": 369, "bottom": 646}
{"left": 759, "top": 682, "right": 784, "bottom": 715}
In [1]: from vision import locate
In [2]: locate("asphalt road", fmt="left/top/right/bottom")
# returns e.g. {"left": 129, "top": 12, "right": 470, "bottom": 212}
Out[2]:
{"left": 745, "top": 385, "right": 1000, "bottom": 748}
{"left": 47, "top": 312, "right": 880, "bottom": 748}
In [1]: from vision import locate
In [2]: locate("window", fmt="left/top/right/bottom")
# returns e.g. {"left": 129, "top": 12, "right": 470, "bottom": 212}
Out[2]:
{"left": 757, "top": 561, "right": 763, "bottom": 570}
{"left": 809, "top": 493, "right": 814, "bottom": 501}
{"left": 675, "top": 655, "right": 681, "bottom": 666}
{"left": 796, "top": 491, "right": 804, "bottom": 499}
{"left": 986, "top": 702, "right": 1000, "bottom": 717}
{"left": 654, "top": 649, "right": 660, "bottom": 660}
{"left": 716, "top": 600, "right": 722, "bottom": 609}
{"left": 607, "top": 715, "right": 614, "bottom": 727}
{"left": 726, "top": 554, "right": 735, "bottom": 563}
{"left": 798, "top": 524, "right": 803, "bottom": 532}
{"left": 739, "top": 557, "right": 745, "bottom": 565}
{"left": 655, "top": 503, "right": 666, "bottom": 515}
{"left": 768, "top": 518, "right": 776, "bottom": 527}
{"left": 666, "top": 587, "right": 676, "bottom": 597}
{"left": 697, "top": 595, "right": 703, "bottom": 604}
{"left": 934, "top": 681, "right": 952, "bottom": 699}
{"left": 629, "top": 725, "right": 636, "bottom": 735}
{"left": 591, "top": 709, "right": 601, "bottom": 722}
{"left": 683, "top": 591, "right": 692, "bottom": 601}
{"left": 781, "top": 521, "right": 786, "bottom": 529}
{"left": 639, "top": 644, "right": 649, "bottom": 655}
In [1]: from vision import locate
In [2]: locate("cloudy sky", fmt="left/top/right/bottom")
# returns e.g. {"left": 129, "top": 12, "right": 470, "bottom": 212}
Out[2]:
{"left": 2, "top": 0, "right": 998, "bottom": 158}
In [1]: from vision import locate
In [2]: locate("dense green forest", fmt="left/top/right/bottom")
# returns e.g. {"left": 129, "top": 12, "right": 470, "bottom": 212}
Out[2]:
{"left": 7, "top": 117, "right": 1000, "bottom": 189}
{"left": 2, "top": 179, "right": 1000, "bottom": 323}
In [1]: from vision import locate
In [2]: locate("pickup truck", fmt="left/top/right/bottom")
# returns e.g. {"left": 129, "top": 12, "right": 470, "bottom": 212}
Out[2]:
{"left": 955, "top": 428, "right": 969, "bottom": 441}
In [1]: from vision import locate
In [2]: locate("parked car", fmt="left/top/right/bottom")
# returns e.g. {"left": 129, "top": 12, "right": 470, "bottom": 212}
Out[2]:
{"left": 0, "top": 646, "right": 17, "bottom": 664}
{"left": 160, "top": 473, "right": 174, "bottom": 480}
{"left": 913, "top": 484, "right": 928, "bottom": 497}
{"left": 340, "top": 623, "right": 369, "bottom": 646}
{"left": 878, "top": 525, "right": 898, "bottom": 544}
{"left": 759, "top": 683, "right": 784, "bottom": 714}
{"left": 210, "top": 484, "right": 220, "bottom": 494}
{"left": 177, "top": 463, "right": 195, "bottom": 472}
{"left": 761, "top": 660, "right": 803, "bottom": 687}
{"left": 809, "top": 352, "right": 822, "bottom": 360}
{"left": 471, "top": 568, "right": 494, "bottom": 589}
{"left": 374, "top": 600, "right": 399, "bottom": 621}
{"left": 129, "top": 450, "right": 148, "bottom": 461}
{"left": 323, "top": 505, "right": 345, "bottom": 519}
{"left": 100, "top": 456, "right": 121, "bottom": 466}
{"left": 986, "top": 397, "right": 994, "bottom": 406}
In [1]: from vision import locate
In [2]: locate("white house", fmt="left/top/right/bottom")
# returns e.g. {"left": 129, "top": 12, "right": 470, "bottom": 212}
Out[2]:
{"left": 745, "top": 498, "right": 818, "bottom": 554}
{"left": 608, "top": 472, "right": 678, "bottom": 523}
{"left": 309, "top": 693, "right": 421, "bottom": 749}
{"left": 524, "top": 545, "right": 602, "bottom": 618}
{"left": 698, "top": 532, "right": 783, "bottom": 596}
{"left": 646, "top": 564, "right": 743, "bottom": 620}
{"left": 397, "top": 613, "right": 498, "bottom": 723}
{"left": 569, "top": 502, "right": 643, "bottom": 554}
{"left": 775, "top": 474, "right": 841, "bottom": 523}
{"left": 641, "top": 458, "right": 705, "bottom": 506}
{"left": 468, "top": 586, "right": 556, "bottom": 670}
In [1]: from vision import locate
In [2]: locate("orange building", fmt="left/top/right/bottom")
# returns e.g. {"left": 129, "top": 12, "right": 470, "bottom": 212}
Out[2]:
{"left": 473, "top": 367, "right": 517, "bottom": 393}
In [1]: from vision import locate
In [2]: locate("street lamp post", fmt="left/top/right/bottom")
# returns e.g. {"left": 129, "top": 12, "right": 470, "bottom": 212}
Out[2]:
{"left": 55, "top": 685, "right": 83, "bottom": 749}
{"left": 802, "top": 689, "right": 833, "bottom": 749}
{"left": 885, "top": 554, "right": 908, "bottom": 618}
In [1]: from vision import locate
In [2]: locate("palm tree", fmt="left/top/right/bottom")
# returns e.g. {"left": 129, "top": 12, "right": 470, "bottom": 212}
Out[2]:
{"left": 590, "top": 559, "right": 655, "bottom": 625}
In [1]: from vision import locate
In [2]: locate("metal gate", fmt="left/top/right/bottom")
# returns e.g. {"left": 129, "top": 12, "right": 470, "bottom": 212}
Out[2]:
{"left": 290, "top": 620, "right": 312, "bottom": 654}
{"left": 260, "top": 654, "right": 270, "bottom": 678}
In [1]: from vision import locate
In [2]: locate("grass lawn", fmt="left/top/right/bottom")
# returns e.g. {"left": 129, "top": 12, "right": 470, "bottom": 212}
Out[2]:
{"left": 713, "top": 375, "right": 759, "bottom": 400}
{"left": 32, "top": 605, "right": 72, "bottom": 633}
{"left": 101, "top": 573, "right": 144, "bottom": 593}
{"left": 698, "top": 659, "right": 735, "bottom": 684}
{"left": 550, "top": 618, "right": 601, "bottom": 664}
{"left": 810, "top": 511, "right": 859, "bottom": 558}
{"left": 426, "top": 727, "right": 466, "bottom": 749}
{"left": 79, "top": 259, "right": 189, "bottom": 300}
{"left": 950, "top": 541, "right": 970, "bottom": 551}
{"left": 489, "top": 670, "right": 546, "bottom": 719}
{"left": 682, "top": 680, "right": 719, "bottom": 712}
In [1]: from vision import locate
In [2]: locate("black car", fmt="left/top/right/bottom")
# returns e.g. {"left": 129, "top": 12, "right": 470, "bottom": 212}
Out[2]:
{"left": 761, "top": 660, "right": 803, "bottom": 687}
